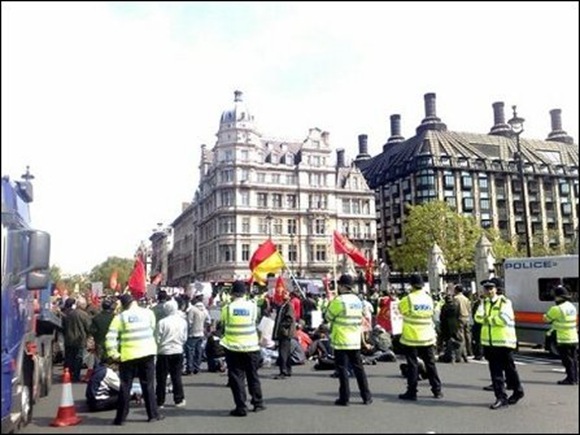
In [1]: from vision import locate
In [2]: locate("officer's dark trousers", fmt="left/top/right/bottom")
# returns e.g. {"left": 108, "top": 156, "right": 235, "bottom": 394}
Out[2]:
{"left": 225, "top": 349, "right": 263, "bottom": 411}
{"left": 115, "top": 355, "right": 159, "bottom": 424}
{"left": 558, "top": 344, "right": 578, "bottom": 384}
{"left": 483, "top": 346, "right": 523, "bottom": 400}
{"left": 334, "top": 349, "right": 372, "bottom": 403}
{"left": 403, "top": 344, "right": 441, "bottom": 394}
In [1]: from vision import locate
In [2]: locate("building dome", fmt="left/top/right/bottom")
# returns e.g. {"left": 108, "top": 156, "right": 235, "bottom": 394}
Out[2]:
{"left": 219, "top": 90, "right": 255, "bottom": 127}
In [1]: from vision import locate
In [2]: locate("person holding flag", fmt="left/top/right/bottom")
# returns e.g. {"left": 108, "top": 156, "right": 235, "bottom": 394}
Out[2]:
{"left": 272, "top": 277, "right": 295, "bottom": 380}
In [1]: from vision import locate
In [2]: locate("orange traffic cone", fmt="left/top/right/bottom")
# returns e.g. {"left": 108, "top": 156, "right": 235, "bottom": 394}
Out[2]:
{"left": 50, "top": 368, "right": 82, "bottom": 427}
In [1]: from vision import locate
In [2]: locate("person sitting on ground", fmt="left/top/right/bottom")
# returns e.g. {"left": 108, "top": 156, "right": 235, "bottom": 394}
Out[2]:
{"left": 205, "top": 322, "right": 227, "bottom": 373}
{"left": 85, "top": 359, "right": 120, "bottom": 412}
{"left": 369, "top": 325, "right": 397, "bottom": 362}
{"left": 294, "top": 320, "right": 313, "bottom": 356}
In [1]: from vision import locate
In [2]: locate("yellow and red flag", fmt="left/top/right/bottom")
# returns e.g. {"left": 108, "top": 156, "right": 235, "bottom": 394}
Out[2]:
{"left": 249, "top": 239, "right": 286, "bottom": 284}
{"left": 332, "top": 230, "right": 368, "bottom": 267}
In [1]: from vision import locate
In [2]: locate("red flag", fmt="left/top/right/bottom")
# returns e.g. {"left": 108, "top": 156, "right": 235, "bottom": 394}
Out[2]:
{"left": 128, "top": 257, "right": 146, "bottom": 299}
{"left": 109, "top": 270, "right": 118, "bottom": 291}
{"left": 365, "top": 260, "right": 375, "bottom": 287}
{"left": 272, "top": 276, "right": 288, "bottom": 306}
{"left": 332, "top": 230, "right": 368, "bottom": 267}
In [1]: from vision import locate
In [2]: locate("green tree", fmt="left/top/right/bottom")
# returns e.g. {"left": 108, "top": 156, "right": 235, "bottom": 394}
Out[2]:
{"left": 88, "top": 256, "right": 134, "bottom": 292}
{"left": 49, "top": 264, "right": 63, "bottom": 284}
{"left": 484, "top": 228, "right": 518, "bottom": 261}
{"left": 388, "top": 201, "right": 483, "bottom": 274}
{"left": 527, "top": 229, "right": 575, "bottom": 256}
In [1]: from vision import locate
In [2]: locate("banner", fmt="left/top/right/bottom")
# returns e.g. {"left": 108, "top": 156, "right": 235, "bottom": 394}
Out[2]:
{"left": 332, "top": 230, "right": 368, "bottom": 267}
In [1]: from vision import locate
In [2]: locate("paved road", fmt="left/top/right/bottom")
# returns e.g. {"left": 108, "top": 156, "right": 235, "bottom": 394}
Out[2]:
{"left": 20, "top": 348, "right": 578, "bottom": 434}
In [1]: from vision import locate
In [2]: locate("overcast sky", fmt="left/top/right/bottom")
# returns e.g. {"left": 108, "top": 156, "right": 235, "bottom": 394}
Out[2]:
{"left": 2, "top": 2, "right": 578, "bottom": 276}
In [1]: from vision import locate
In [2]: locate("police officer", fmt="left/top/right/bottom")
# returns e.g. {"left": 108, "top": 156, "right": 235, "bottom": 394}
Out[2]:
{"left": 544, "top": 285, "right": 578, "bottom": 385}
{"left": 220, "top": 280, "right": 265, "bottom": 416}
{"left": 325, "top": 273, "right": 372, "bottom": 406}
{"left": 106, "top": 293, "right": 163, "bottom": 425}
{"left": 474, "top": 279, "right": 524, "bottom": 409}
{"left": 398, "top": 274, "right": 443, "bottom": 401}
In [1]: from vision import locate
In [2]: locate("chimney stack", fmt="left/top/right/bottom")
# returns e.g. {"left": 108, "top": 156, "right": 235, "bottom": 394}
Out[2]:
{"left": 546, "top": 109, "right": 573, "bottom": 144}
{"left": 386, "top": 114, "right": 405, "bottom": 147}
{"left": 488, "top": 102, "right": 511, "bottom": 136}
{"left": 416, "top": 92, "right": 447, "bottom": 134}
{"left": 336, "top": 148, "right": 345, "bottom": 168}
{"left": 355, "top": 134, "right": 371, "bottom": 162}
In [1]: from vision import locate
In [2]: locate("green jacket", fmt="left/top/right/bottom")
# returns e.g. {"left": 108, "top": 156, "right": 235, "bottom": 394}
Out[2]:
{"left": 474, "top": 295, "right": 517, "bottom": 349}
{"left": 544, "top": 301, "right": 579, "bottom": 345}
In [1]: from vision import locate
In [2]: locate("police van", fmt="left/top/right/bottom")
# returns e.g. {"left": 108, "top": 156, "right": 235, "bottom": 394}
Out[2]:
{"left": 503, "top": 255, "right": 579, "bottom": 355}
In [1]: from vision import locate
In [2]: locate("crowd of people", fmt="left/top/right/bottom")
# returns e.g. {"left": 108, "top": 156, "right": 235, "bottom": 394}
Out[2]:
{"left": 51, "top": 271, "right": 577, "bottom": 423}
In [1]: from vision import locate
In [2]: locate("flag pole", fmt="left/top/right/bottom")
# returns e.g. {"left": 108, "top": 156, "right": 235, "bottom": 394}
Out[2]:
{"left": 284, "top": 262, "right": 305, "bottom": 299}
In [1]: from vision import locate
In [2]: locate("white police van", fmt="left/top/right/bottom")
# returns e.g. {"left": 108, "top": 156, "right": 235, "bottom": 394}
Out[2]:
{"left": 503, "top": 255, "right": 578, "bottom": 355}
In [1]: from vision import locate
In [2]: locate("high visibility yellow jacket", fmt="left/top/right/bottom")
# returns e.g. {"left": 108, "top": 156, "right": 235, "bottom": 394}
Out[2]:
{"left": 544, "top": 301, "right": 579, "bottom": 345}
{"left": 399, "top": 289, "right": 436, "bottom": 347}
{"left": 325, "top": 293, "right": 363, "bottom": 350}
{"left": 474, "top": 294, "right": 517, "bottom": 349}
{"left": 220, "top": 297, "right": 259, "bottom": 352}
{"left": 105, "top": 304, "right": 157, "bottom": 362}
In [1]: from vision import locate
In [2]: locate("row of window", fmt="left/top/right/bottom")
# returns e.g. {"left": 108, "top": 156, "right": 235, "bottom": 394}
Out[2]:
{"left": 386, "top": 173, "right": 577, "bottom": 198}
{"left": 200, "top": 243, "right": 333, "bottom": 264}
{"left": 198, "top": 217, "right": 374, "bottom": 242}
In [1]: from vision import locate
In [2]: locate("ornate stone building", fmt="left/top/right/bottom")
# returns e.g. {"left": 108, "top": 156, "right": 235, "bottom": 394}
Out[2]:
{"left": 358, "top": 93, "right": 578, "bottom": 267}
{"left": 169, "top": 91, "right": 376, "bottom": 284}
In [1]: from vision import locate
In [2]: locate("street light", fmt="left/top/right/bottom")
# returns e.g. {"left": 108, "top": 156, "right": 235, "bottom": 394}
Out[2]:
{"left": 508, "top": 105, "right": 532, "bottom": 257}
{"left": 289, "top": 232, "right": 295, "bottom": 274}
{"left": 265, "top": 212, "right": 273, "bottom": 239}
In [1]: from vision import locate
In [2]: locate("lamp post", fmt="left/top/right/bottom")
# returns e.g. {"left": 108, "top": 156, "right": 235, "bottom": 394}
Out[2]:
{"left": 265, "top": 212, "right": 273, "bottom": 239}
{"left": 508, "top": 105, "right": 532, "bottom": 257}
{"left": 289, "top": 232, "right": 295, "bottom": 275}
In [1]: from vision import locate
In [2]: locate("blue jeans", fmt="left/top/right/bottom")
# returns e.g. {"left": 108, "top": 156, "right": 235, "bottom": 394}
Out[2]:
{"left": 185, "top": 336, "right": 204, "bottom": 373}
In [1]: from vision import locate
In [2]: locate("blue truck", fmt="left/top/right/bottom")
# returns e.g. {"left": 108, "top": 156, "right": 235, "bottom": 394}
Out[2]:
{"left": 1, "top": 168, "right": 55, "bottom": 433}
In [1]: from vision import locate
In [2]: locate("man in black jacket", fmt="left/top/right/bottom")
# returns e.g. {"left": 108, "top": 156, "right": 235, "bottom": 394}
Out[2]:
{"left": 273, "top": 290, "right": 295, "bottom": 379}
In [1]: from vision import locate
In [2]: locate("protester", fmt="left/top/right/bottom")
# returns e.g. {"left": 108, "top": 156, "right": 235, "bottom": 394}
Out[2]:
{"left": 272, "top": 288, "right": 296, "bottom": 379}
{"left": 85, "top": 359, "right": 120, "bottom": 412}
{"left": 155, "top": 298, "right": 188, "bottom": 408}
{"left": 90, "top": 298, "right": 116, "bottom": 363}
{"left": 184, "top": 294, "right": 211, "bottom": 375}
{"left": 62, "top": 297, "right": 92, "bottom": 382}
